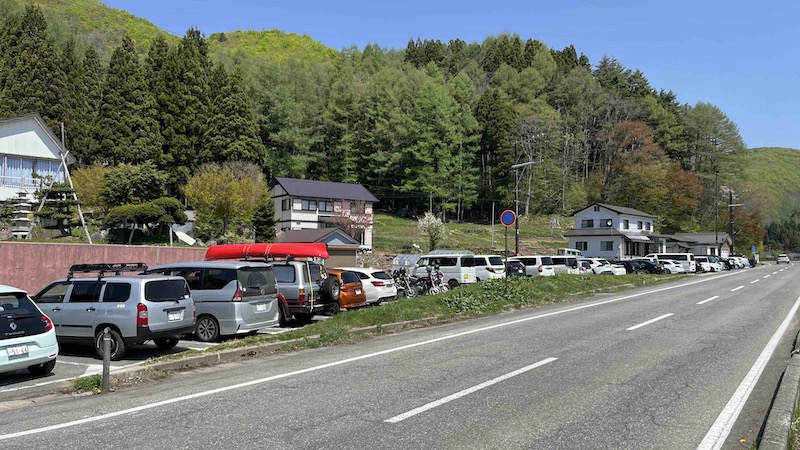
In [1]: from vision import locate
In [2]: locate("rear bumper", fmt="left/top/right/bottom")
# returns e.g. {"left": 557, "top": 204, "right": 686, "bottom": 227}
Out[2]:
{"left": 134, "top": 321, "right": 196, "bottom": 343}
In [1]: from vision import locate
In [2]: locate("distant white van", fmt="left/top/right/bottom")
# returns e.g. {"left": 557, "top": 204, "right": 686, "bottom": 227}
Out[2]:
{"left": 557, "top": 248, "right": 584, "bottom": 257}
{"left": 414, "top": 250, "right": 478, "bottom": 288}
{"left": 645, "top": 253, "right": 696, "bottom": 273}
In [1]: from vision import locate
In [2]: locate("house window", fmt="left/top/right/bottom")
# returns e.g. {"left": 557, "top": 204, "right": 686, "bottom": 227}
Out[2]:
{"left": 281, "top": 199, "right": 290, "bottom": 211}
{"left": 623, "top": 219, "right": 629, "bottom": 229}
{"left": 601, "top": 241, "right": 614, "bottom": 251}
{"left": 593, "top": 205, "right": 600, "bottom": 212}
{"left": 350, "top": 201, "right": 366, "bottom": 214}
{"left": 600, "top": 219, "right": 612, "bottom": 228}
{"left": 301, "top": 199, "right": 318, "bottom": 211}
{"left": 319, "top": 201, "right": 333, "bottom": 212}
{"left": 580, "top": 219, "right": 594, "bottom": 228}
{"left": 637, "top": 221, "right": 642, "bottom": 230}
{"left": 645, "top": 222, "right": 651, "bottom": 231}
{"left": 575, "top": 241, "right": 588, "bottom": 251}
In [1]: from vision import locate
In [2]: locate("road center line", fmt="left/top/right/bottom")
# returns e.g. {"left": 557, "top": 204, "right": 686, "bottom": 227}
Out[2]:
{"left": 750, "top": 280, "right": 760, "bottom": 284}
{"left": 763, "top": 275, "right": 770, "bottom": 279}
{"left": 697, "top": 296, "right": 720, "bottom": 305}
{"left": 697, "top": 294, "right": 800, "bottom": 449}
{"left": 385, "top": 357, "right": 558, "bottom": 423}
{"left": 773, "top": 271, "right": 778, "bottom": 275}
{"left": 0, "top": 270, "right": 746, "bottom": 442}
{"left": 731, "top": 286, "right": 744, "bottom": 292}
{"left": 627, "top": 314, "right": 673, "bottom": 331}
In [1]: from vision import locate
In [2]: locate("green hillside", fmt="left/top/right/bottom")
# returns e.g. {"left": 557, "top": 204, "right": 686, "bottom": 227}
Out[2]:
{"left": 741, "top": 147, "right": 800, "bottom": 224}
{"left": 208, "top": 30, "right": 338, "bottom": 65}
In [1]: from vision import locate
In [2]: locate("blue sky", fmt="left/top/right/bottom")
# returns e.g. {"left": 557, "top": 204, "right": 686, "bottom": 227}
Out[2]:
{"left": 102, "top": 0, "right": 799, "bottom": 150}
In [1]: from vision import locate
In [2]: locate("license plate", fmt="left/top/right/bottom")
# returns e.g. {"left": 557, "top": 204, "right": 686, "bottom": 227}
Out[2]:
{"left": 386, "top": 283, "right": 394, "bottom": 288}
{"left": 256, "top": 303, "right": 267, "bottom": 312}
{"left": 356, "top": 289, "right": 362, "bottom": 295}
{"left": 168, "top": 310, "right": 184, "bottom": 321}
{"left": 7, "top": 344, "right": 28, "bottom": 356}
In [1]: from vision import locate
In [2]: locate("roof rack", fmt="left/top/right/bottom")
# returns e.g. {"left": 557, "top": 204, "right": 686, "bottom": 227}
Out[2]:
{"left": 67, "top": 263, "right": 148, "bottom": 280}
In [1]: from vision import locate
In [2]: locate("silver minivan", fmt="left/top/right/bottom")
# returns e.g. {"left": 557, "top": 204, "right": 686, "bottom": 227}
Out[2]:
{"left": 34, "top": 263, "right": 196, "bottom": 360}
{"left": 149, "top": 261, "right": 281, "bottom": 342}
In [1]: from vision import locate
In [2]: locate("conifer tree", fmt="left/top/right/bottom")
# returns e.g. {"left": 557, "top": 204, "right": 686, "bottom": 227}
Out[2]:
{"left": 71, "top": 46, "right": 103, "bottom": 164}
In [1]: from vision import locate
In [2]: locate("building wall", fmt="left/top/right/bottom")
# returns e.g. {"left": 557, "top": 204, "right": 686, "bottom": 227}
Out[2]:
{"left": 569, "top": 237, "right": 623, "bottom": 259}
{"left": 0, "top": 118, "right": 65, "bottom": 201}
{"left": 0, "top": 242, "right": 206, "bottom": 294}
{"left": 573, "top": 207, "right": 654, "bottom": 233}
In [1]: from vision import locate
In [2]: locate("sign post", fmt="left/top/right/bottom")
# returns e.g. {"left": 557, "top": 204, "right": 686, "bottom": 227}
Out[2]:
{"left": 500, "top": 210, "right": 516, "bottom": 295}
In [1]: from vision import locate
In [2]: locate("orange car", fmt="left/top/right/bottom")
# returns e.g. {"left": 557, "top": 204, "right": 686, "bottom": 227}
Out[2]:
{"left": 326, "top": 269, "right": 368, "bottom": 311}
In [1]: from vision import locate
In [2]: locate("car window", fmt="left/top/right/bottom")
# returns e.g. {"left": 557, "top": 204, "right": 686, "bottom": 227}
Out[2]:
{"left": 102, "top": 283, "right": 132, "bottom": 303}
{"left": 460, "top": 257, "right": 474, "bottom": 267}
{"left": 237, "top": 267, "right": 277, "bottom": 296}
{"left": 474, "top": 257, "right": 486, "bottom": 265}
{"left": 145, "top": 280, "right": 189, "bottom": 302}
{"left": 341, "top": 272, "right": 360, "bottom": 284}
{"left": 0, "top": 293, "right": 38, "bottom": 316}
{"left": 371, "top": 271, "right": 392, "bottom": 280}
{"left": 272, "top": 265, "right": 296, "bottom": 283}
{"left": 172, "top": 269, "right": 203, "bottom": 290}
{"left": 352, "top": 271, "right": 369, "bottom": 280}
{"left": 69, "top": 282, "right": 103, "bottom": 303}
{"left": 488, "top": 257, "right": 503, "bottom": 265}
{"left": 34, "top": 282, "right": 69, "bottom": 303}
{"left": 308, "top": 263, "right": 325, "bottom": 283}
{"left": 204, "top": 269, "right": 237, "bottom": 290}
{"left": 541, "top": 257, "right": 553, "bottom": 265}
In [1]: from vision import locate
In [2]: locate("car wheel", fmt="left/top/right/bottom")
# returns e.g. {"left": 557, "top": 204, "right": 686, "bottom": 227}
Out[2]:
{"left": 28, "top": 358, "right": 56, "bottom": 375}
{"left": 95, "top": 328, "right": 126, "bottom": 361}
{"left": 195, "top": 316, "right": 220, "bottom": 342}
{"left": 448, "top": 280, "right": 459, "bottom": 289}
{"left": 154, "top": 338, "right": 179, "bottom": 350}
{"left": 294, "top": 312, "right": 316, "bottom": 323}
{"left": 278, "top": 307, "right": 289, "bottom": 327}
{"left": 666, "top": 269, "right": 672, "bottom": 274}
{"left": 372, "top": 299, "right": 382, "bottom": 306}
{"left": 321, "top": 277, "right": 341, "bottom": 303}
{"left": 328, "top": 302, "right": 341, "bottom": 316}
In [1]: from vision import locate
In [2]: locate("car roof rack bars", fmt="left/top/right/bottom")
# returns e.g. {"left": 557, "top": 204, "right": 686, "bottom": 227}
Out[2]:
{"left": 67, "top": 263, "right": 149, "bottom": 280}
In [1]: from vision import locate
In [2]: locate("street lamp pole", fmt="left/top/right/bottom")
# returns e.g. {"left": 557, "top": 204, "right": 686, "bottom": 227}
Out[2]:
{"left": 714, "top": 170, "right": 719, "bottom": 255}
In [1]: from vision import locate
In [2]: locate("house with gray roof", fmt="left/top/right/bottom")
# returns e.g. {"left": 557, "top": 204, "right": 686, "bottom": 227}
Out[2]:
{"left": 270, "top": 177, "right": 379, "bottom": 250}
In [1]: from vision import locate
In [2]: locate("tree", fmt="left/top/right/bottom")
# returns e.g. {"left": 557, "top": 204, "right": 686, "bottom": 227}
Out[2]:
{"left": 101, "top": 162, "right": 168, "bottom": 207}
{"left": 330, "top": 199, "right": 372, "bottom": 244}
{"left": 71, "top": 163, "right": 110, "bottom": 214}
{"left": 418, "top": 212, "right": 448, "bottom": 251}
{"left": 34, "top": 182, "right": 78, "bottom": 235}
{"left": 252, "top": 194, "right": 276, "bottom": 242}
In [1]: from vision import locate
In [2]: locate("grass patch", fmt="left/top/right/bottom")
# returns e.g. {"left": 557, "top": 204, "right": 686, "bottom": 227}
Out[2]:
{"left": 73, "top": 374, "right": 101, "bottom": 392}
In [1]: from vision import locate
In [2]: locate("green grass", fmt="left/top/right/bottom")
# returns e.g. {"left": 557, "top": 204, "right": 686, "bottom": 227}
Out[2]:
{"left": 372, "top": 213, "right": 571, "bottom": 255}
{"left": 73, "top": 374, "right": 101, "bottom": 392}
{"left": 741, "top": 147, "right": 800, "bottom": 224}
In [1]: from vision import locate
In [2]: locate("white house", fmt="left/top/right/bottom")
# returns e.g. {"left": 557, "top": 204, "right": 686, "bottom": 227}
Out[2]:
{"left": 270, "top": 177, "right": 379, "bottom": 250}
{"left": 0, "top": 113, "right": 74, "bottom": 202}
{"left": 564, "top": 203, "right": 656, "bottom": 259}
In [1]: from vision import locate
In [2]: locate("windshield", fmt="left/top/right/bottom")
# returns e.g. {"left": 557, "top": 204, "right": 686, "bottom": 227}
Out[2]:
{"left": 371, "top": 271, "right": 392, "bottom": 280}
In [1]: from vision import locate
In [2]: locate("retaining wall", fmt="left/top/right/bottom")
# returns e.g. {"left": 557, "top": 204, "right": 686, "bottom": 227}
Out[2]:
{"left": 0, "top": 241, "right": 207, "bottom": 293}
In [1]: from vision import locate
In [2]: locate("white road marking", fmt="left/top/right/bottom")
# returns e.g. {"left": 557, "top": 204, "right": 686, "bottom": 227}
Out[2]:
{"left": 385, "top": 357, "right": 558, "bottom": 423}
{"left": 763, "top": 275, "right": 770, "bottom": 279}
{"left": 54, "top": 360, "right": 90, "bottom": 367}
{"left": 626, "top": 314, "right": 673, "bottom": 331}
{"left": 773, "top": 271, "right": 779, "bottom": 275}
{"left": 697, "top": 296, "right": 720, "bottom": 305}
{"left": 750, "top": 280, "right": 759, "bottom": 284}
{"left": 0, "top": 271, "right": 747, "bottom": 441}
{"left": 731, "top": 286, "right": 744, "bottom": 292}
{"left": 697, "top": 294, "right": 800, "bottom": 450}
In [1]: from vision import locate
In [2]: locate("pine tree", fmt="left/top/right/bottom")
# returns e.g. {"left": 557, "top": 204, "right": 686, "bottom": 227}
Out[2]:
{"left": 96, "top": 35, "right": 163, "bottom": 165}
{"left": 71, "top": 46, "right": 103, "bottom": 164}
{"left": 252, "top": 194, "right": 276, "bottom": 242}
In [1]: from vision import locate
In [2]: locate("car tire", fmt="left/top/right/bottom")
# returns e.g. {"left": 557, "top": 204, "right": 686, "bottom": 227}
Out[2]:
{"left": 448, "top": 280, "right": 459, "bottom": 289}
{"left": 195, "top": 316, "right": 220, "bottom": 342}
{"left": 278, "top": 307, "right": 289, "bottom": 327}
{"left": 154, "top": 338, "right": 179, "bottom": 350}
{"left": 666, "top": 269, "right": 672, "bottom": 274}
{"left": 321, "top": 277, "right": 341, "bottom": 303}
{"left": 28, "top": 358, "right": 56, "bottom": 375}
{"left": 95, "top": 328, "right": 126, "bottom": 361}
{"left": 328, "top": 302, "right": 341, "bottom": 316}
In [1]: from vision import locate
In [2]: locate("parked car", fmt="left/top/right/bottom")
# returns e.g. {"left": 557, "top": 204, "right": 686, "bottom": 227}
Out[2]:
{"left": 549, "top": 256, "right": 580, "bottom": 275}
{"left": 33, "top": 263, "right": 196, "bottom": 360}
{"left": 613, "top": 260, "right": 645, "bottom": 274}
{"left": 148, "top": 261, "right": 281, "bottom": 342}
{"left": 472, "top": 254, "right": 507, "bottom": 281}
{"left": 509, "top": 256, "right": 555, "bottom": 277}
{"left": 777, "top": 254, "right": 790, "bottom": 264}
{"left": 645, "top": 253, "right": 696, "bottom": 273}
{"left": 411, "top": 251, "right": 478, "bottom": 288}
{"left": 707, "top": 255, "right": 726, "bottom": 271}
{"left": 630, "top": 259, "right": 666, "bottom": 274}
{"left": 660, "top": 259, "right": 686, "bottom": 274}
{"left": 578, "top": 260, "right": 594, "bottom": 275}
{"left": 335, "top": 267, "right": 398, "bottom": 305}
{"left": 0, "top": 285, "right": 59, "bottom": 375}
{"left": 505, "top": 260, "right": 527, "bottom": 277}
{"left": 583, "top": 258, "right": 626, "bottom": 275}
{"left": 326, "top": 269, "right": 369, "bottom": 311}
{"left": 693, "top": 256, "right": 714, "bottom": 273}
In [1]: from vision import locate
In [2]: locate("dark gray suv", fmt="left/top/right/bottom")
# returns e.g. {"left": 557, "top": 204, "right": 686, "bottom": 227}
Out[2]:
{"left": 272, "top": 261, "right": 340, "bottom": 324}
{"left": 33, "top": 263, "right": 196, "bottom": 360}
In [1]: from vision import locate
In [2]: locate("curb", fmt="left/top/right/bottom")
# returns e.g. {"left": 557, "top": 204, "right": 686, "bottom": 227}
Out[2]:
{"left": 761, "top": 353, "right": 800, "bottom": 449}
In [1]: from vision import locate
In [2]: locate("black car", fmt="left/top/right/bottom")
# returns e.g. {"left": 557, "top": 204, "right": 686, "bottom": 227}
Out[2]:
{"left": 612, "top": 260, "right": 642, "bottom": 274}
{"left": 630, "top": 259, "right": 666, "bottom": 274}
{"left": 505, "top": 260, "right": 527, "bottom": 277}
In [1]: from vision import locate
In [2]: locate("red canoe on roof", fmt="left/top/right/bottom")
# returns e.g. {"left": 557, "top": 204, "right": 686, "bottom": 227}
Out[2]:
{"left": 204, "top": 243, "right": 329, "bottom": 261}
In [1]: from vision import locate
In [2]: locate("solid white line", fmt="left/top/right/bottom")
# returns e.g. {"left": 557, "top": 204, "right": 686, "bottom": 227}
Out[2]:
{"left": 0, "top": 270, "right": 745, "bottom": 441}
{"left": 385, "top": 357, "right": 558, "bottom": 423}
{"left": 626, "top": 314, "right": 673, "bottom": 331}
{"left": 731, "top": 286, "right": 744, "bottom": 292}
{"left": 750, "top": 280, "right": 760, "bottom": 284}
{"left": 697, "top": 296, "right": 720, "bottom": 305}
{"left": 697, "top": 294, "right": 800, "bottom": 450}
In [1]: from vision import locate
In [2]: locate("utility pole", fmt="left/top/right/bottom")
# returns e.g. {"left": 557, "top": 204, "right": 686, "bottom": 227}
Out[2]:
{"left": 728, "top": 191, "right": 734, "bottom": 256}
{"left": 714, "top": 170, "right": 719, "bottom": 255}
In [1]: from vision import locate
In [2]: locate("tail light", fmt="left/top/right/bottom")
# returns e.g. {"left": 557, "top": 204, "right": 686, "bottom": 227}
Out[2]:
{"left": 232, "top": 283, "right": 243, "bottom": 302}
{"left": 137, "top": 303, "right": 148, "bottom": 327}
{"left": 372, "top": 281, "right": 386, "bottom": 287}
{"left": 298, "top": 288, "right": 306, "bottom": 304}
{"left": 538, "top": 265, "right": 543, "bottom": 273}
{"left": 42, "top": 315, "right": 53, "bottom": 332}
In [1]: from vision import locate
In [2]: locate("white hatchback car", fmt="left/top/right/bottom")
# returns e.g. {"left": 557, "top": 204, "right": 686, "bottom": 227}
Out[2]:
{"left": 472, "top": 255, "right": 507, "bottom": 281}
{"left": 777, "top": 254, "right": 790, "bottom": 264}
{"left": 660, "top": 260, "right": 686, "bottom": 274}
{"left": 336, "top": 267, "right": 398, "bottom": 305}
{"left": 0, "top": 285, "right": 59, "bottom": 376}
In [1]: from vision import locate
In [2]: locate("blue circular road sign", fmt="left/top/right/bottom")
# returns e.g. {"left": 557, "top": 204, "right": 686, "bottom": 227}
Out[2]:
{"left": 501, "top": 210, "right": 516, "bottom": 227}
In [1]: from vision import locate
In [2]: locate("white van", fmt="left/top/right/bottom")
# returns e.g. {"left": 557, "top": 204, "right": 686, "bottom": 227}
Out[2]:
{"left": 472, "top": 254, "right": 506, "bottom": 281}
{"left": 645, "top": 253, "right": 696, "bottom": 273}
{"left": 509, "top": 256, "right": 555, "bottom": 277}
{"left": 549, "top": 256, "right": 581, "bottom": 275}
{"left": 413, "top": 250, "right": 478, "bottom": 288}
{"left": 557, "top": 248, "right": 584, "bottom": 257}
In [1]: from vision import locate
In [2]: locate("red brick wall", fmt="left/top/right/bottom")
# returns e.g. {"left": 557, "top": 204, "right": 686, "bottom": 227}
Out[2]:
{"left": 0, "top": 242, "right": 207, "bottom": 294}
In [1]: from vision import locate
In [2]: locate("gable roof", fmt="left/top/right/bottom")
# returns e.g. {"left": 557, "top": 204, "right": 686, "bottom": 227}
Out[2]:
{"left": 672, "top": 232, "right": 732, "bottom": 245}
{"left": 273, "top": 177, "right": 378, "bottom": 203}
{"left": 276, "top": 228, "right": 359, "bottom": 245}
{"left": 574, "top": 202, "right": 653, "bottom": 218}
{"left": 0, "top": 113, "right": 76, "bottom": 164}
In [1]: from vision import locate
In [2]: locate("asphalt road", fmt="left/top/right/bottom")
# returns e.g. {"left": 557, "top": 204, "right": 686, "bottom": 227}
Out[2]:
{"left": 0, "top": 264, "right": 798, "bottom": 449}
